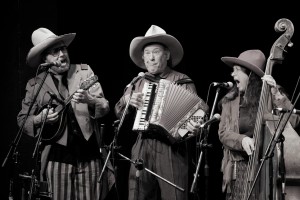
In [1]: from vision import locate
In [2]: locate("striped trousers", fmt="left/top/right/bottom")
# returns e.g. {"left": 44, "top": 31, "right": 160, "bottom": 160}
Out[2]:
{"left": 46, "top": 159, "right": 105, "bottom": 200}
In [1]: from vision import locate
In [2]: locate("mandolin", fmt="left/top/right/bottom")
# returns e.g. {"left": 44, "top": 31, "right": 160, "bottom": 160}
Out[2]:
{"left": 40, "top": 75, "right": 98, "bottom": 144}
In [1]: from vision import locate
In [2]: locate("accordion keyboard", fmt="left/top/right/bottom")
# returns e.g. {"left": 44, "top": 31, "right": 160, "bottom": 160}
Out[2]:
{"left": 133, "top": 81, "right": 156, "bottom": 130}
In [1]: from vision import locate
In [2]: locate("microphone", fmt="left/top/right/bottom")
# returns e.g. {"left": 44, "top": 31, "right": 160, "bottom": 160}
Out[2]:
{"left": 46, "top": 91, "right": 64, "bottom": 105}
{"left": 99, "top": 124, "right": 105, "bottom": 153}
{"left": 100, "top": 124, "right": 105, "bottom": 136}
{"left": 212, "top": 81, "right": 233, "bottom": 89}
{"left": 135, "top": 159, "right": 144, "bottom": 178}
{"left": 40, "top": 61, "right": 62, "bottom": 68}
{"left": 126, "top": 72, "right": 145, "bottom": 88}
{"left": 272, "top": 108, "right": 300, "bottom": 114}
{"left": 200, "top": 113, "right": 221, "bottom": 128}
{"left": 112, "top": 119, "right": 120, "bottom": 127}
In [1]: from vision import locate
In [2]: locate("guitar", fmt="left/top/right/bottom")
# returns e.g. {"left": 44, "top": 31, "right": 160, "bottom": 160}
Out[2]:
{"left": 40, "top": 75, "right": 98, "bottom": 144}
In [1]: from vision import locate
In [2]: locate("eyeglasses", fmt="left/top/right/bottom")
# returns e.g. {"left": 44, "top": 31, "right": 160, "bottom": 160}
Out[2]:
{"left": 46, "top": 46, "right": 67, "bottom": 57}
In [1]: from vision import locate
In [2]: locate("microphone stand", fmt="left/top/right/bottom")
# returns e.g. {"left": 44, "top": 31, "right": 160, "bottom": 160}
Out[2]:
{"left": 2, "top": 67, "right": 51, "bottom": 199}
{"left": 117, "top": 152, "right": 185, "bottom": 192}
{"left": 245, "top": 91, "right": 300, "bottom": 200}
{"left": 2, "top": 67, "right": 50, "bottom": 168}
{"left": 97, "top": 83, "right": 137, "bottom": 200}
{"left": 28, "top": 93, "right": 55, "bottom": 200}
{"left": 190, "top": 87, "right": 220, "bottom": 200}
{"left": 278, "top": 132, "right": 286, "bottom": 200}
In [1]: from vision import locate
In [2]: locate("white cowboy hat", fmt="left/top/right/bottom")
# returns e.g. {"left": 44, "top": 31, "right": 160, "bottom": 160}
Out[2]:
{"left": 26, "top": 27, "right": 76, "bottom": 68}
{"left": 129, "top": 25, "right": 183, "bottom": 69}
{"left": 221, "top": 49, "right": 266, "bottom": 77}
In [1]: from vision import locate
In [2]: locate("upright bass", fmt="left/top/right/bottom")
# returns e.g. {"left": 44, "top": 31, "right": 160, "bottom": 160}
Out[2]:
{"left": 242, "top": 18, "right": 294, "bottom": 200}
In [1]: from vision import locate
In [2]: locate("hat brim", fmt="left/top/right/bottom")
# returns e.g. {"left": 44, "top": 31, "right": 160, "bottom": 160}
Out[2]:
{"left": 129, "top": 34, "right": 183, "bottom": 69}
{"left": 26, "top": 33, "right": 76, "bottom": 68}
{"left": 221, "top": 57, "right": 265, "bottom": 77}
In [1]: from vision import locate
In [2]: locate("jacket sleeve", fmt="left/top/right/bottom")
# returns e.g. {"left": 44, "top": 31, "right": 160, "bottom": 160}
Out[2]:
{"left": 83, "top": 65, "right": 110, "bottom": 119}
{"left": 17, "top": 80, "right": 39, "bottom": 137}
{"left": 218, "top": 101, "right": 246, "bottom": 151}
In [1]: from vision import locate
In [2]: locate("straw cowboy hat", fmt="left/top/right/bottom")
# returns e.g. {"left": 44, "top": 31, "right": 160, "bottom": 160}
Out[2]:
{"left": 221, "top": 49, "right": 266, "bottom": 77}
{"left": 129, "top": 25, "right": 183, "bottom": 70}
{"left": 26, "top": 27, "right": 76, "bottom": 68}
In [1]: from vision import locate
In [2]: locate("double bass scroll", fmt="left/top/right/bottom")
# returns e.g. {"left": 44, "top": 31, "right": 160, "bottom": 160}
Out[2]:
{"left": 242, "top": 18, "right": 294, "bottom": 200}
{"left": 270, "top": 18, "right": 294, "bottom": 64}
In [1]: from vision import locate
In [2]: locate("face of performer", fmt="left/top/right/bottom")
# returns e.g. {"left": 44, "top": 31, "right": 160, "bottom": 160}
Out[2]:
{"left": 43, "top": 42, "right": 71, "bottom": 74}
{"left": 142, "top": 43, "right": 170, "bottom": 75}
{"left": 231, "top": 65, "right": 250, "bottom": 93}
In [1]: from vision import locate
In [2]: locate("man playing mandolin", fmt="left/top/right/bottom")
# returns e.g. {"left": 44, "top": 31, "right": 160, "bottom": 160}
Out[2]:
{"left": 17, "top": 27, "right": 114, "bottom": 200}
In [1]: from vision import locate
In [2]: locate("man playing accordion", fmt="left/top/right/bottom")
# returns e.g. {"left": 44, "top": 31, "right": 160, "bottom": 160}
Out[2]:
{"left": 114, "top": 25, "right": 208, "bottom": 200}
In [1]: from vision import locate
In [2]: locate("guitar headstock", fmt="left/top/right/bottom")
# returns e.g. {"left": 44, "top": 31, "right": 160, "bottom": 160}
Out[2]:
{"left": 80, "top": 75, "right": 99, "bottom": 90}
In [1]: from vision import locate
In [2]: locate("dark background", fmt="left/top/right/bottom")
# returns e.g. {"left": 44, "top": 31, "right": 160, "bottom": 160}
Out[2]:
{"left": 1, "top": 1, "right": 300, "bottom": 200}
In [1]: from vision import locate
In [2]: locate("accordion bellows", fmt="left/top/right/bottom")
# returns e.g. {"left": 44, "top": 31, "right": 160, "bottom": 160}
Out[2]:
{"left": 133, "top": 79, "right": 209, "bottom": 144}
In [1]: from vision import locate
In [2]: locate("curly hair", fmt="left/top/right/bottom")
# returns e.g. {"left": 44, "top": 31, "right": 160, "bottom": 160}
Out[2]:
{"left": 242, "top": 72, "right": 262, "bottom": 121}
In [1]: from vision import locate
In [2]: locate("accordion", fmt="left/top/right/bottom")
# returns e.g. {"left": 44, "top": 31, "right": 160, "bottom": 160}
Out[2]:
{"left": 133, "top": 79, "right": 209, "bottom": 144}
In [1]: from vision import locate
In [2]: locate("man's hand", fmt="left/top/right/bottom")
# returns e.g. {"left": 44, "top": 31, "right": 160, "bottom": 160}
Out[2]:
{"left": 34, "top": 108, "right": 59, "bottom": 126}
{"left": 125, "top": 92, "right": 144, "bottom": 109}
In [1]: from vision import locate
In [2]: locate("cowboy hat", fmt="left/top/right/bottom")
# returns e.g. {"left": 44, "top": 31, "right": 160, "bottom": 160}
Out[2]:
{"left": 221, "top": 49, "right": 266, "bottom": 77}
{"left": 129, "top": 25, "right": 183, "bottom": 70}
{"left": 26, "top": 27, "right": 76, "bottom": 68}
